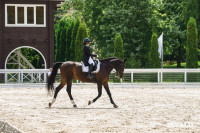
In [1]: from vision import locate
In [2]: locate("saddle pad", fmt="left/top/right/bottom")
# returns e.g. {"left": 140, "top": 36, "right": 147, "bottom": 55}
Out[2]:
{"left": 82, "top": 59, "right": 101, "bottom": 73}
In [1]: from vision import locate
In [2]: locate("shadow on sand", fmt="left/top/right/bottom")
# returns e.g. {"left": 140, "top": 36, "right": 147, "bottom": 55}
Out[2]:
{"left": 45, "top": 106, "right": 118, "bottom": 110}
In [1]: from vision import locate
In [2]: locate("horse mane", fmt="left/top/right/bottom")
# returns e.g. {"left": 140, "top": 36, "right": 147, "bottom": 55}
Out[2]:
{"left": 100, "top": 57, "right": 119, "bottom": 62}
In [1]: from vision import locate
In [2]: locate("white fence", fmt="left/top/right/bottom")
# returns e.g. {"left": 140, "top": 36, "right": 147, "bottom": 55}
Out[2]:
{"left": 124, "top": 69, "right": 200, "bottom": 83}
{"left": 0, "top": 69, "right": 200, "bottom": 83}
{"left": 0, "top": 69, "right": 48, "bottom": 83}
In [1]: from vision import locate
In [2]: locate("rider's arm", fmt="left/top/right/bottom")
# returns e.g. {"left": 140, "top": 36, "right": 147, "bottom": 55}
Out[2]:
{"left": 84, "top": 46, "right": 97, "bottom": 57}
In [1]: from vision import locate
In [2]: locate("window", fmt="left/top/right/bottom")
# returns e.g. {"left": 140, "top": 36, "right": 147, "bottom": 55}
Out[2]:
{"left": 36, "top": 6, "right": 44, "bottom": 24}
{"left": 7, "top": 6, "right": 15, "bottom": 24}
{"left": 27, "top": 7, "right": 34, "bottom": 24}
{"left": 17, "top": 7, "right": 24, "bottom": 24}
{"left": 5, "top": 4, "right": 46, "bottom": 27}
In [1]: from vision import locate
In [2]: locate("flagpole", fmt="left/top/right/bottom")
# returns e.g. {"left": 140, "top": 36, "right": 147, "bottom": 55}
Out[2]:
{"left": 161, "top": 33, "right": 163, "bottom": 68}
{"left": 161, "top": 42, "right": 163, "bottom": 68}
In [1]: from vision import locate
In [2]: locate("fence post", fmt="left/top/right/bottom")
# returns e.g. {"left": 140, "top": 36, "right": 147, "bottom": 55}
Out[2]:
{"left": 131, "top": 71, "right": 133, "bottom": 83}
{"left": 44, "top": 72, "right": 47, "bottom": 83}
{"left": 18, "top": 71, "right": 20, "bottom": 83}
{"left": 21, "top": 71, "right": 23, "bottom": 83}
{"left": 161, "top": 69, "right": 163, "bottom": 83}
{"left": 157, "top": 70, "right": 160, "bottom": 83}
{"left": 39, "top": 72, "right": 41, "bottom": 82}
{"left": 5, "top": 71, "right": 7, "bottom": 83}
{"left": 31, "top": 73, "right": 33, "bottom": 82}
{"left": 184, "top": 70, "right": 187, "bottom": 83}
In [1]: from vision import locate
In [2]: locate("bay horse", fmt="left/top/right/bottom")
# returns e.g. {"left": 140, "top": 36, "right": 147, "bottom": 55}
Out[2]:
{"left": 47, "top": 57, "right": 127, "bottom": 108}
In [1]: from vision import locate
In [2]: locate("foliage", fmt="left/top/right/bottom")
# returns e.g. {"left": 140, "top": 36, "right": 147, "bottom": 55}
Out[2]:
{"left": 65, "top": 21, "right": 74, "bottom": 61}
{"left": 125, "top": 53, "right": 141, "bottom": 68}
{"left": 54, "top": 16, "right": 83, "bottom": 62}
{"left": 54, "top": 1, "right": 71, "bottom": 23}
{"left": 55, "top": 29, "right": 61, "bottom": 62}
{"left": 75, "top": 22, "right": 88, "bottom": 62}
{"left": 149, "top": 32, "right": 161, "bottom": 68}
{"left": 186, "top": 17, "right": 198, "bottom": 68}
{"left": 70, "top": 18, "right": 80, "bottom": 61}
{"left": 59, "top": 26, "right": 67, "bottom": 62}
{"left": 82, "top": 0, "right": 152, "bottom": 67}
{"left": 114, "top": 34, "right": 124, "bottom": 59}
{"left": 53, "top": 0, "right": 200, "bottom": 68}
{"left": 152, "top": 0, "right": 186, "bottom": 68}
{"left": 181, "top": 0, "right": 199, "bottom": 25}
{"left": 20, "top": 48, "right": 43, "bottom": 69}
{"left": 55, "top": 20, "right": 67, "bottom": 62}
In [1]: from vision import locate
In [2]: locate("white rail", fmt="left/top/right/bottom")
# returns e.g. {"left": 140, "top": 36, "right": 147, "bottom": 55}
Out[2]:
{"left": 124, "top": 69, "right": 200, "bottom": 83}
{"left": 0, "top": 69, "right": 48, "bottom": 83}
{"left": 0, "top": 69, "right": 200, "bottom": 83}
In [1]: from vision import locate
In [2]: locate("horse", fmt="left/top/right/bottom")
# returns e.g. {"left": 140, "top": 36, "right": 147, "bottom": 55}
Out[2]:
{"left": 47, "top": 57, "right": 127, "bottom": 108}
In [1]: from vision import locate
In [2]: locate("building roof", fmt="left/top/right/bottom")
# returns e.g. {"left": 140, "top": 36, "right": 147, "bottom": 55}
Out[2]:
{"left": 25, "top": 0, "right": 65, "bottom": 1}
{"left": 48, "top": 0, "right": 65, "bottom": 1}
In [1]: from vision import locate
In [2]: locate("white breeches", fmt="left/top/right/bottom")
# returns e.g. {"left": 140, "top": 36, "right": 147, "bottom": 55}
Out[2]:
{"left": 88, "top": 56, "right": 95, "bottom": 65}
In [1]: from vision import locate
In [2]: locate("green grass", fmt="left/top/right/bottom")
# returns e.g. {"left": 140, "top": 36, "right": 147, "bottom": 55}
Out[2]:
{"left": 163, "top": 61, "right": 200, "bottom": 68}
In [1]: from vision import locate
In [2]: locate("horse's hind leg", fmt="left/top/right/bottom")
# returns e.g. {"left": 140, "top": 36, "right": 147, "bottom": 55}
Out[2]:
{"left": 49, "top": 81, "right": 66, "bottom": 108}
{"left": 66, "top": 81, "right": 77, "bottom": 108}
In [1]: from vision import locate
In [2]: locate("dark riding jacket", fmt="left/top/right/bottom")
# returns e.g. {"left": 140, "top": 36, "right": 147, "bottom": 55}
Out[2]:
{"left": 83, "top": 45, "right": 97, "bottom": 66}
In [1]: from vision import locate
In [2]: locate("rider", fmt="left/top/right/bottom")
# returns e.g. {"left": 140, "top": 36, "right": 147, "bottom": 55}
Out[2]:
{"left": 82, "top": 38, "right": 98, "bottom": 79}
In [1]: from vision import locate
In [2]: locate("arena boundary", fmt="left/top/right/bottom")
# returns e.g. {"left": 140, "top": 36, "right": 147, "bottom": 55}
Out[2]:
{"left": 0, "top": 120, "right": 24, "bottom": 133}
{"left": 1, "top": 68, "right": 200, "bottom": 83}
{"left": 0, "top": 83, "right": 200, "bottom": 89}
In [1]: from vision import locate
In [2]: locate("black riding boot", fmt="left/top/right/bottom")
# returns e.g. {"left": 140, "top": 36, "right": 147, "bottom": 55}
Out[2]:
{"left": 87, "top": 64, "right": 94, "bottom": 79}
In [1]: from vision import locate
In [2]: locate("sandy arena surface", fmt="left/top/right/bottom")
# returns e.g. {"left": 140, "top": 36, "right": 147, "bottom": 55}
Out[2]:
{"left": 0, "top": 86, "right": 200, "bottom": 133}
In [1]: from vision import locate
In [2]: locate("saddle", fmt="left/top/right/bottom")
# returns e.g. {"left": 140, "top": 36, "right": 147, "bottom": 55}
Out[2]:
{"left": 82, "top": 59, "right": 101, "bottom": 73}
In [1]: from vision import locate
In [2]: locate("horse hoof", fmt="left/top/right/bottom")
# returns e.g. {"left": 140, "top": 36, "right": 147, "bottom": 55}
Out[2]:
{"left": 88, "top": 100, "right": 92, "bottom": 105}
{"left": 73, "top": 105, "right": 77, "bottom": 108}
{"left": 49, "top": 103, "right": 52, "bottom": 108}
{"left": 114, "top": 104, "right": 118, "bottom": 108}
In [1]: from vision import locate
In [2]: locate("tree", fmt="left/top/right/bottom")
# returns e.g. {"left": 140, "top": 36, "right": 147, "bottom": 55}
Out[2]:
{"left": 125, "top": 53, "right": 141, "bottom": 68}
{"left": 59, "top": 26, "right": 67, "bottom": 62}
{"left": 54, "top": 1, "right": 71, "bottom": 24}
{"left": 83, "top": 0, "right": 153, "bottom": 67}
{"left": 65, "top": 22, "right": 74, "bottom": 61}
{"left": 182, "top": 0, "right": 199, "bottom": 25}
{"left": 114, "top": 34, "right": 124, "bottom": 59}
{"left": 149, "top": 32, "right": 161, "bottom": 68}
{"left": 70, "top": 18, "right": 80, "bottom": 61}
{"left": 55, "top": 29, "right": 61, "bottom": 62}
{"left": 20, "top": 48, "right": 43, "bottom": 68}
{"left": 55, "top": 20, "right": 66, "bottom": 62}
{"left": 75, "top": 22, "right": 88, "bottom": 62}
{"left": 186, "top": 17, "right": 198, "bottom": 68}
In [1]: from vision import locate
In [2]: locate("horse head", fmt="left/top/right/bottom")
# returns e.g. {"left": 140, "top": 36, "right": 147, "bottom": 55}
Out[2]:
{"left": 110, "top": 58, "right": 127, "bottom": 78}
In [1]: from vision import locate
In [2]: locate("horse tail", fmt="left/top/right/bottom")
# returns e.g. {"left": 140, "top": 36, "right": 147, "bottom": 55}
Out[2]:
{"left": 47, "top": 62, "right": 63, "bottom": 93}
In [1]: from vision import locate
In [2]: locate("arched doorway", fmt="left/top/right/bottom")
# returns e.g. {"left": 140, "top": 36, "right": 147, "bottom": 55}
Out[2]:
{"left": 5, "top": 46, "right": 47, "bottom": 83}
{"left": 5, "top": 46, "right": 47, "bottom": 69}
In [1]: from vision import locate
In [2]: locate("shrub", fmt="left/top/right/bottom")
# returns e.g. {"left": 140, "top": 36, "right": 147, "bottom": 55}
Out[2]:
{"left": 186, "top": 17, "right": 198, "bottom": 68}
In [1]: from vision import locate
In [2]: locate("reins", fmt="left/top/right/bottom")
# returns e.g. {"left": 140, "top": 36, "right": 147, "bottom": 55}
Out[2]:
{"left": 107, "top": 60, "right": 124, "bottom": 77}
{"left": 108, "top": 61, "right": 119, "bottom": 76}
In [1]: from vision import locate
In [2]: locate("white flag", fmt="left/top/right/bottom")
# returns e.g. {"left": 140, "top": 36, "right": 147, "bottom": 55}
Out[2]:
{"left": 158, "top": 33, "right": 163, "bottom": 58}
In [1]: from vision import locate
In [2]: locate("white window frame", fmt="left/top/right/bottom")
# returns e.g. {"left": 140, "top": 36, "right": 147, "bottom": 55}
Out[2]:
{"left": 5, "top": 4, "right": 46, "bottom": 27}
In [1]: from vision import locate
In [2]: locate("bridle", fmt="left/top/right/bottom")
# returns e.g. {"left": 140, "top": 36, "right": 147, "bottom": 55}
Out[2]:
{"left": 108, "top": 62, "right": 123, "bottom": 78}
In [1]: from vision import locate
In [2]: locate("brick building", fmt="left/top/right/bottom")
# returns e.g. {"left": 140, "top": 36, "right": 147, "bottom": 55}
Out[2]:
{"left": 0, "top": 0, "right": 64, "bottom": 69}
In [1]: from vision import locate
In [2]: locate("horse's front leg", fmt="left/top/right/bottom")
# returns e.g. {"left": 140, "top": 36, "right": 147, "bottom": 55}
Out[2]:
{"left": 103, "top": 82, "right": 118, "bottom": 108}
{"left": 66, "top": 81, "right": 77, "bottom": 108}
{"left": 88, "top": 82, "right": 102, "bottom": 105}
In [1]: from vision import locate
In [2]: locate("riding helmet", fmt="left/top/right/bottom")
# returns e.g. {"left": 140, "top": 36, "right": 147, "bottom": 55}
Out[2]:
{"left": 83, "top": 38, "right": 90, "bottom": 43}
